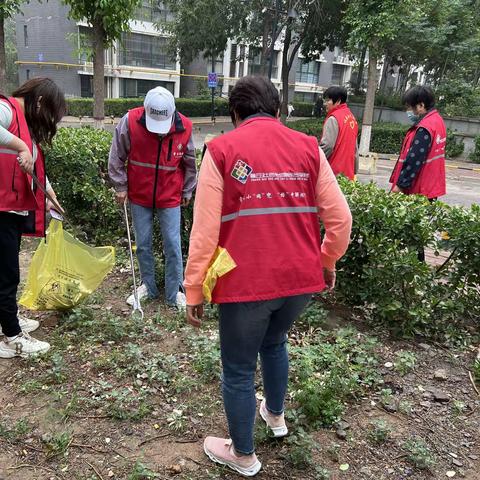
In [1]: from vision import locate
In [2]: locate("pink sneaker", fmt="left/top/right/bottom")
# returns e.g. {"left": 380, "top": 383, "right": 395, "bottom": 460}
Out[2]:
{"left": 259, "top": 399, "right": 288, "bottom": 437}
{"left": 203, "top": 436, "right": 261, "bottom": 477}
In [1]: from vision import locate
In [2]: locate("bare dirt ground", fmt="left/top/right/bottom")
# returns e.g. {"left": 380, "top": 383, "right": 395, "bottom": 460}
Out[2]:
{"left": 0, "top": 242, "right": 478, "bottom": 480}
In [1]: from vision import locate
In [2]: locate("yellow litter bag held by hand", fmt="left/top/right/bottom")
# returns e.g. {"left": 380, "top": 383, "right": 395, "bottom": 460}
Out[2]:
{"left": 19, "top": 219, "right": 115, "bottom": 310}
{"left": 202, "top": 247, "right": 236, "bottom": 303}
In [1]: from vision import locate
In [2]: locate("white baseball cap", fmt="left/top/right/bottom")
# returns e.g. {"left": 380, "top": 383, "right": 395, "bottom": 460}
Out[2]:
{"left": 144, "top": 87, "right": 176, "bottom": 134}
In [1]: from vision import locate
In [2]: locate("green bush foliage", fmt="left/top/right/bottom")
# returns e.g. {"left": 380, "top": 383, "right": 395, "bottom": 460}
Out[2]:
{"left": 291, "top": 101, "right": 314, "bottom": 117}
{"left": 470, "top": 135, "right": 480, "bottom": 163}
{"left": 446, "top": 129, "right": 465, "bottom": 158}
{"left": 337, "top": 178, "right": 480, "bottom": 341}
{"left": 66, "top": 97, "right": 230, "bottom": 118}
{"left": 44, "top": 127, "right": 121, "bottom": 244}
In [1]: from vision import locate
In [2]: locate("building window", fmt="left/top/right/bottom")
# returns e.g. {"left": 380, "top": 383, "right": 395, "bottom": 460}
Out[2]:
{"left": 119, "top": 33, "right": 175, "bottom": 70}
{"left": 296, "top": 60, "right": 320, "bottom": 84}
{"left": 229, "top": 44, "right": 237, "bottom": 77}
{"left": 26, "top": 69, "right": 30, "bottom": 80}
{"left": 331, "top": 64, "right": 346, "bottom": 86}
{"left": 294, "top": 92, "right": 318, "bottom": 103}
{"left": 134, "top": 1, "right": 171, "bottom": 23}
{"left": 207, "top": 56, "right": 224, "bottom": 75}
{"left": 80, "top": 76, "right": 93, "bottom": 98}
{"left": 120, "top": 78, "right": 174, "bottom": 97}
{"left": 248, "top": 47, "right": 278, "bottom": 78}
{"left": 23, "top": 25, "right": 28, "bottom": 47}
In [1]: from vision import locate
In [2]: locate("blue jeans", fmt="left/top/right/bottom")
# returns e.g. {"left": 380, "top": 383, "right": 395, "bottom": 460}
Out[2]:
{"left": 130, "top": 202, "right": 183, "bottom": 305}
{"left": 219, "top": 294, "right": 311, "bottom": 455}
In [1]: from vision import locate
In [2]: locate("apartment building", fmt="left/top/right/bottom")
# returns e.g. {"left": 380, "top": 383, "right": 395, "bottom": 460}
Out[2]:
{"left": 15, "top": 0, "right": 181, "bottom": 98}
{"left": 15, "top": 0, "right": 357, "bottom": 101}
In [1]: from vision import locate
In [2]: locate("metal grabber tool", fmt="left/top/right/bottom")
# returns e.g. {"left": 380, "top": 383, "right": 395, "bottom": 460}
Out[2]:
{"left": 123, "top": 200, "right": 144, "bottom": 320}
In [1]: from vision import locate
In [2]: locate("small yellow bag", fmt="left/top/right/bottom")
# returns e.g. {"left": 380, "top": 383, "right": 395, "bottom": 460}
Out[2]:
{"left": 202, "top": 246, "right": 237, "bottom": 303}
{"left": 19, "top": 219, "right": 115, "bottom": 311}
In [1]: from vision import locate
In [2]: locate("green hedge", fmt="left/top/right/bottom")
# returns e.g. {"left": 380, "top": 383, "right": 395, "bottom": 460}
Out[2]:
{"left": 289, "top": 119, "right": 464, "bottom": 157}
{"left": 336, "top": 178, "right": 480, "bottom": 341}
{"left": 45, "top": 127, "right": 479, "bottom": 340}
{"left": 66, "top": 97, "right": 230, "bottom": 118}
{"left": 469, "top": 135, "right": 480, "bottom": 163}
{"left": 291, "top": 102, "right": 314, "bottom": 117}
{"left": 44, "top": 127, "right": 119, "bottom": 244}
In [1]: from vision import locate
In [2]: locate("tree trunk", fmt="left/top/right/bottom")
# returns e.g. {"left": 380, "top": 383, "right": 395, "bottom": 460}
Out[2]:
{"left": 354, "top": 46, "right": 367, "bottom": 94}
{"left": 0, "top": 16, "right": 6, "bottom": 92}
{"left": 92, "top": 17, "right": 105, "bottom": 129}
{"left": 359, "top": 50, "right": 377, "bottom": 155}
{"left": 379, "top": 54, "right": 390, "bottom": 92}
{"left": 280, "top": 20, "right": 292, "bottom": 122}
{"left": 260, "top": 14, "right": 271, "bottom": 76}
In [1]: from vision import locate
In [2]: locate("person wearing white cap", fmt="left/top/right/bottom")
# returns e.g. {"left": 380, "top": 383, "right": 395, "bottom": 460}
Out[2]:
{"left": 108, "top": 86, "right": 197, "bottom": 309}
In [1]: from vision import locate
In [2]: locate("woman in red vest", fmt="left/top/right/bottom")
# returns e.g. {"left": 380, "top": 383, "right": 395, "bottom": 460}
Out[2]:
{"left": 390, "top": 85, "right": 446, "bottom": 199}
{"left": 184, "top": 76, "right": 352, "bottom": 476}
{"left": 0, "top": 78, "right": 65, "bottom": 358}
{"left": 320, "top": 86, "right": 359, "bottom": 180}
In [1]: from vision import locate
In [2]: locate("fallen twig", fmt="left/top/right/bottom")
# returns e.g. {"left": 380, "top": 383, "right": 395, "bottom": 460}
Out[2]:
{"left": 86, "top": 461, "right": 105, "bottom": 480}
{"left": 139, "top": 432, "right": 171, "bottom": 446}
{"left": 175, "top": 438, "right": 199, "bottom": 443}
{"left": 468, "top": 370, "right": 480, "bottom": 396}
{"left": 7, "top": 463, "right": 64, "bottom": 478}
{"left": 71, "top": 442, "right": 108, "bottom": 454}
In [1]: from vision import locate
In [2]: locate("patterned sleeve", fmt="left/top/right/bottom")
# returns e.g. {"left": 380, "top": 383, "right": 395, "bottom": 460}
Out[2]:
{"left": 397, "top": 128, "right": 431, "bottom": 189}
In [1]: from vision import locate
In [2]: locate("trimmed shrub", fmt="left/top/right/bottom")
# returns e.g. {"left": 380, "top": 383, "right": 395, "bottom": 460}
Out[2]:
{"left": 469, "top": 135, "right": 480, "bottom": 163}
{"left": 336, "top": 178, "right": 480, "bottom": 341}
{"left": 43, "top": 127, "right": 120, "bottom": 244}
{"left": 446, "top": 130, "right": 464, "bottom": 158}
{"left": 66, "top": 97, "right": 230, "bottom": 118}
{"left": 291, "top": 102, "right": 314, "bottom": 117}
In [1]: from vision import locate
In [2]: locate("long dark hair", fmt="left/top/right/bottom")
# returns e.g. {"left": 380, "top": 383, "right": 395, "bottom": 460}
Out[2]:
{"left": 12, "top": 77, "right": 66, "bottom": 145}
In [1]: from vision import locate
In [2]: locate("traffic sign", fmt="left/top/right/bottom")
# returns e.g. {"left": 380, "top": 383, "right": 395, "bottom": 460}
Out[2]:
{"left": 208, "top": 72, "right": 218, "bottom": 88}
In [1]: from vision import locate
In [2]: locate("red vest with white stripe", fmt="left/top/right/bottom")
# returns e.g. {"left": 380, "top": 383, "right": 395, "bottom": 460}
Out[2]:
{"left": 127, "top": 107, "right": 193, "bottom": 208}
{"left": 390, "top": 109, "right": 446, "bottom": 198}
{"left": 0, "top": 96, "right": 46, "bottom": 237}
{"left": 207, "top": 115, "right": 326, "bottom": 303}
{"left": 322, "top": 103, "right": 358, "bottom": 180}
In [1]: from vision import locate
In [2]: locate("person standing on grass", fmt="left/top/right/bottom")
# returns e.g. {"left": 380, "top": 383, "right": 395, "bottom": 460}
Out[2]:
{"left": 108, "top": 87, "right": 197, "bottom": 310}
{"left": 319, "top": 86, "right": 359, "bottom": 180}
{"left": 0, "top": 77, "right": 65, "bottom": 358}
{"left": 184, "top": 76, "right": 352, "bottom": 477}
{"left": 389, "top": 85, "right": 446, "bottom": 200}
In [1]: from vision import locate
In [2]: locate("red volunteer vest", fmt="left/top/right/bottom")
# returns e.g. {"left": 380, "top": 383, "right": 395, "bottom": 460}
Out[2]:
{"left": 390, "top": 109, "right": 446, "bottom": 199}
{"left": 0, "top": 96, "right": 46, "bottom": 237}
{"left": 127, "top": 107, "right": 193, "bottom": 208}
{"left": 207, "top": 116, "right": 326, "bottom": 303}
{"left": 321, "top": 103, "right": 358, "bottom": 180}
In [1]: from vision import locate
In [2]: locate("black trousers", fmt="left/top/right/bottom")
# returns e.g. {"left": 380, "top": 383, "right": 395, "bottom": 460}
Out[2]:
{"left": 0, "top": 212, "right": 25, "bottom": 337}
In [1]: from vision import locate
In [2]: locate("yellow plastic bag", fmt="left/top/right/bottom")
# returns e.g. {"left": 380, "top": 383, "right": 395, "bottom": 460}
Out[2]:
{"left": 19, "top": 219, "right": 115, "bottom": 311}
{"left": 202, "top": 247, "right": 236, "bottom": 303}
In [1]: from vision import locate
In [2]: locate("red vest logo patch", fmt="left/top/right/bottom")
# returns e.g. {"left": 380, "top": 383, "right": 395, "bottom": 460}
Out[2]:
{"left": 231, "top": 159, "right": 253, "bottom": 184}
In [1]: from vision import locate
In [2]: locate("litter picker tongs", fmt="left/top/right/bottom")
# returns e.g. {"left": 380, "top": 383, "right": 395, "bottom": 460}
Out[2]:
{"left": 123, "top": 200, "right": 144, "bottom": 320}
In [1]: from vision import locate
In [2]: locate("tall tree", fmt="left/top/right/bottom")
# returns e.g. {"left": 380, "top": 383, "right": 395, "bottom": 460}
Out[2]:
{"left": 62, "top": 0, "right": 141, "bottom": 127}
{"left": 0, "top": 0, "right": 22, "bottom": 91}
{"left": 163, "top": 0, "right": 345, "bottom": 119}
{"left": 344, "top": 0, "right": 421, "bottom": 154}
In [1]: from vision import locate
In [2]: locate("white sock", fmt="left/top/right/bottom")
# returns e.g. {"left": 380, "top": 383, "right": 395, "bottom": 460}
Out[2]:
{"left": 6, "top": 334, "right": 20, "bottom": 342}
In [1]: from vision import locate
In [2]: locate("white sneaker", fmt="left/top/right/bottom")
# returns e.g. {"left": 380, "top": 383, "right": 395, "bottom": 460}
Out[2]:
{"left": 0, "top": 332, "right": 50, "bottom": 358}
{"left": 176, "top": 291, "right": 187, "bottom": 311}
{"left": 259, "top": 399, "right": 288, "bottom": 437}
{"left": 126, "top": 284, "right": 149, "bottom": 306}
{"left": 1, "top": 316, "right": 39, "bottom": 336}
